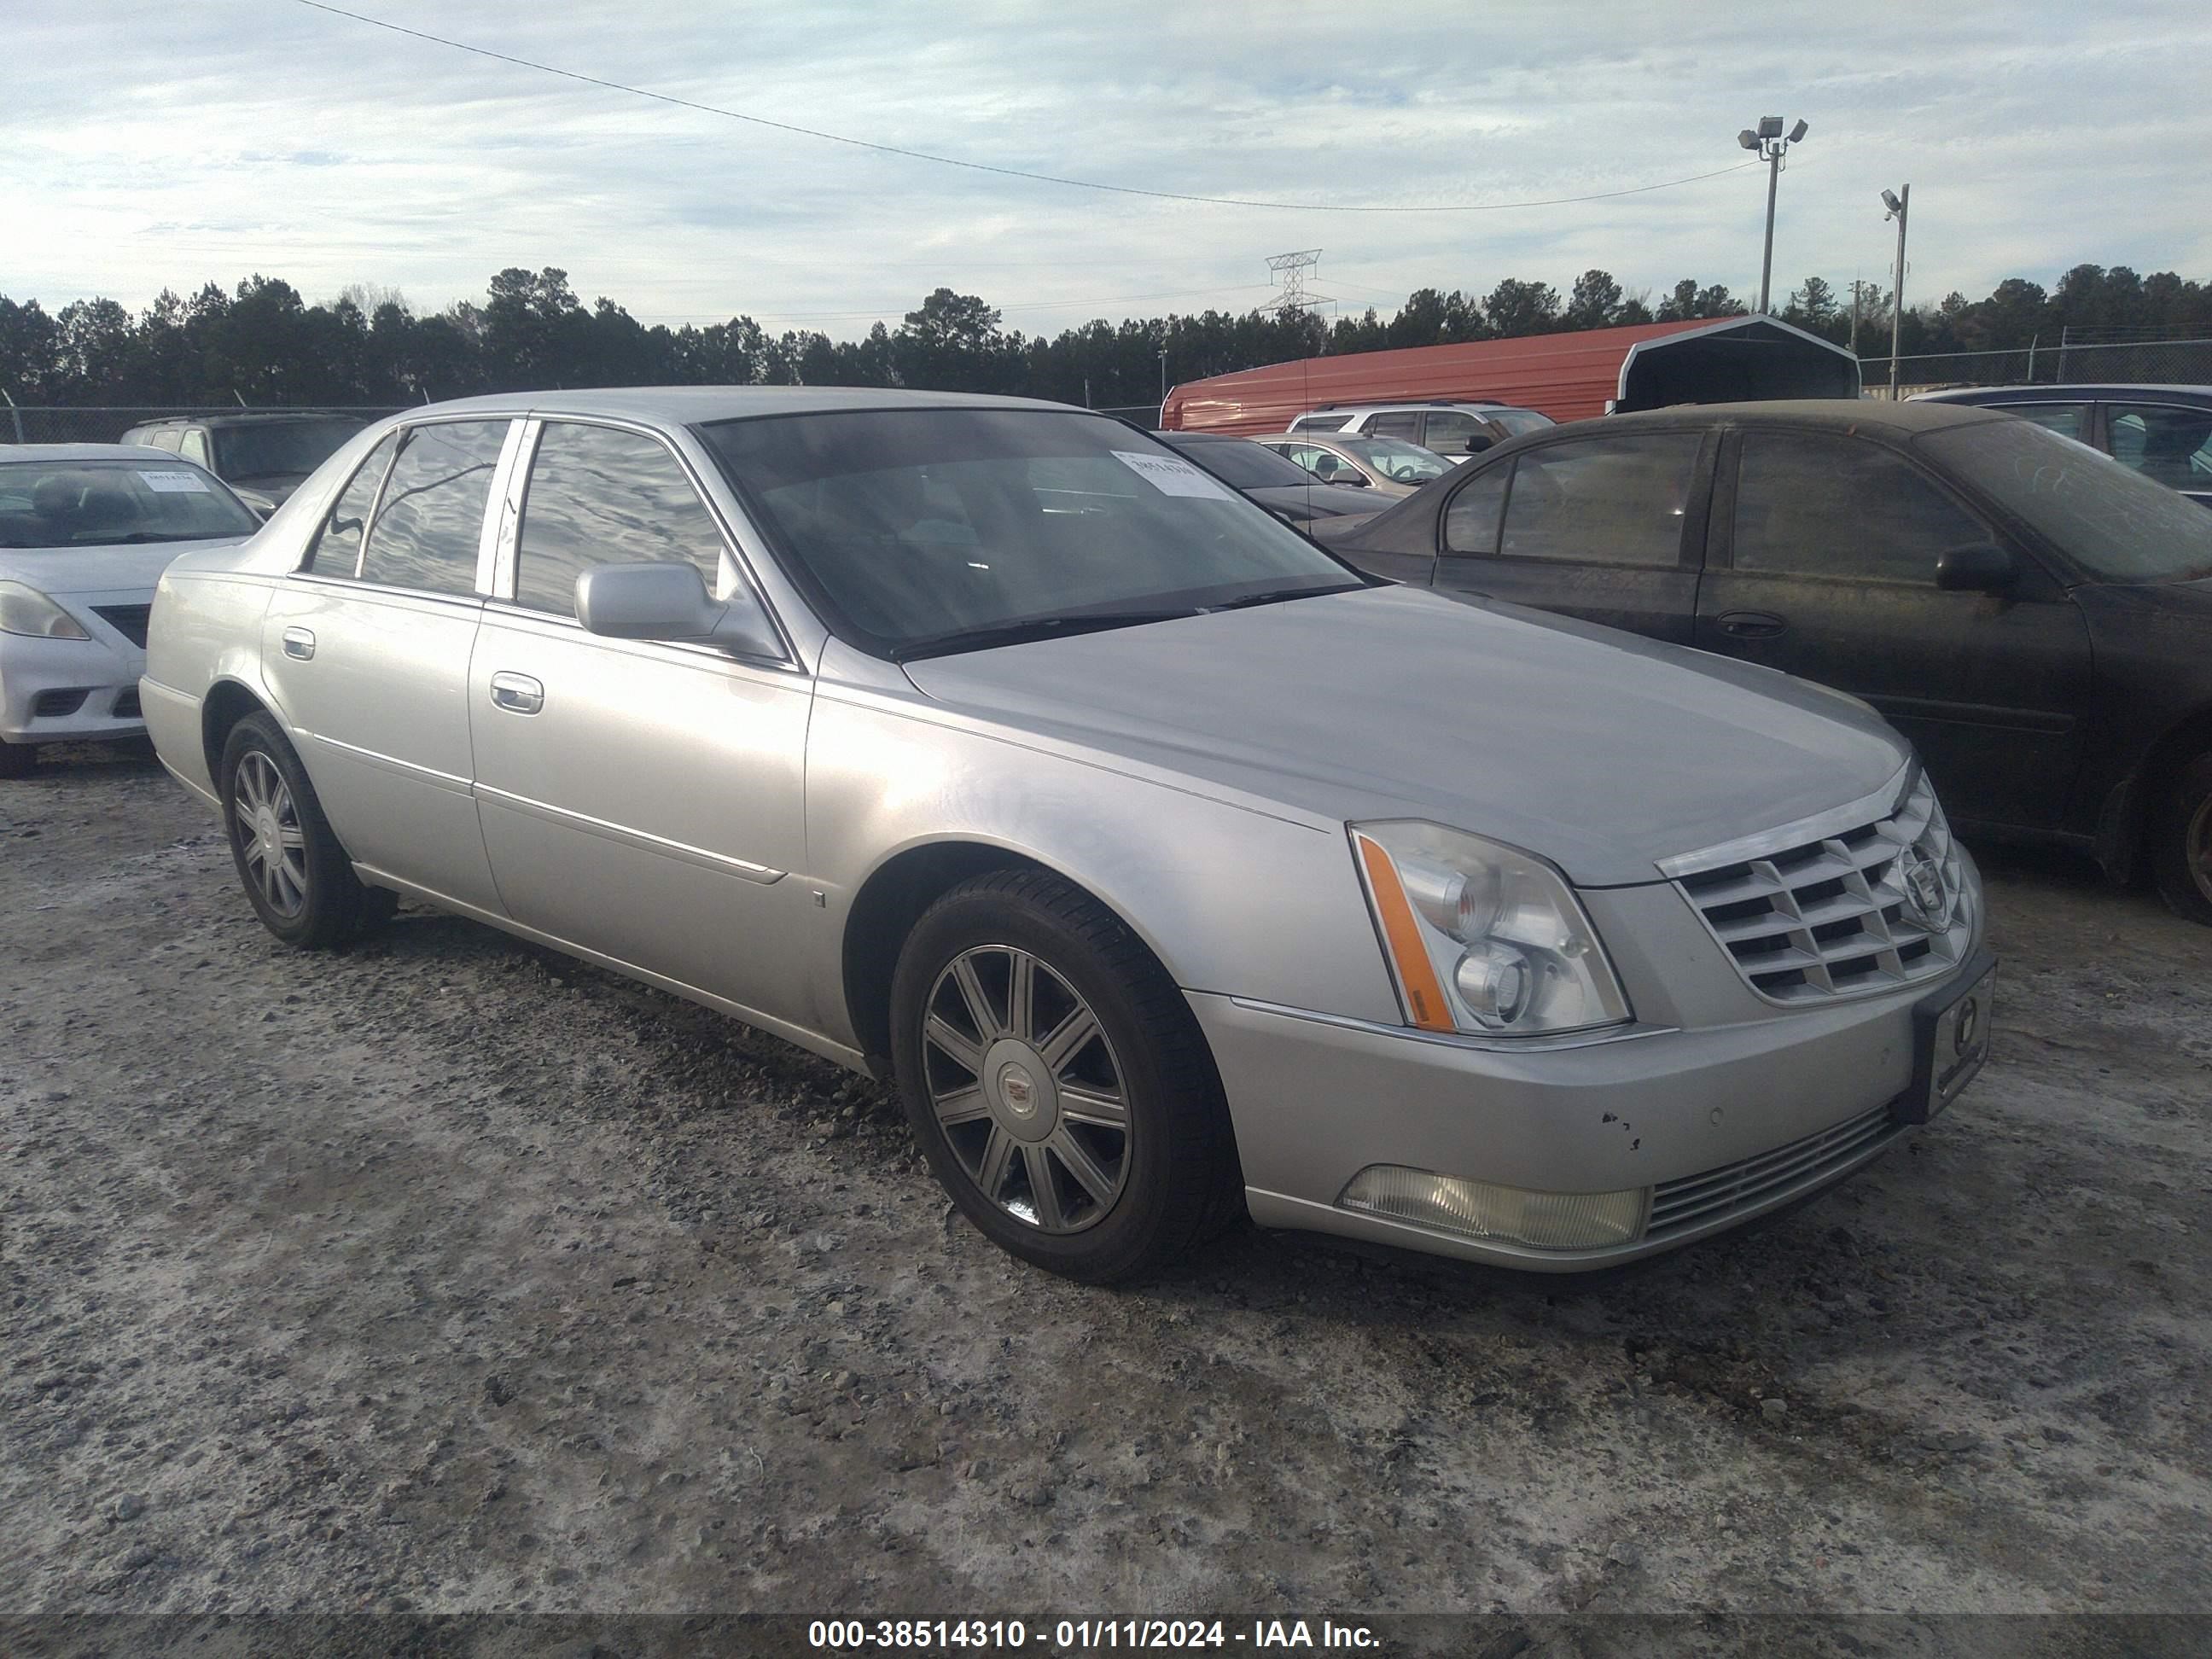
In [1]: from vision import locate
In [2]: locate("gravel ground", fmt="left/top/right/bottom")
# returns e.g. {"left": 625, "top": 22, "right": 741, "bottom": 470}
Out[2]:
{"left": 3, "top": 742, "right": 2209, "bottom": 1627}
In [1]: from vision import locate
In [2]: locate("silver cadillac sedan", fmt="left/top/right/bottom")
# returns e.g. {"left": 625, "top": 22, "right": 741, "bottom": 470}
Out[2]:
{"left": 143, "top": 388, "right": 1994, "bottom": 1283}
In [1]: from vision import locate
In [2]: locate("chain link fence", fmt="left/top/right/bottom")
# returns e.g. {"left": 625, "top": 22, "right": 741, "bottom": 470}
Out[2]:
{"left": 2, "top": 405, "right": 405, "bottom": 445}
{"left": 1867, "top": 336, "right": 2212, "bottom": 399}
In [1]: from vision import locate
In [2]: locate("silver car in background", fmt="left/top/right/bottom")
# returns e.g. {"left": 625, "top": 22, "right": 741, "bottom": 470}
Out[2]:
{"left": 143, "top": 388, "right": 1994, "bottom": 1283}
{"left": 2, "top": 444, "right": 260, "bottom": 777}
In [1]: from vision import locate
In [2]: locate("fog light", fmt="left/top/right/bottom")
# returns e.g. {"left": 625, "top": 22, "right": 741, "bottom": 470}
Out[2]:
{"left": 1339, "top": 1166, "right": 1650, "bottom": 1250}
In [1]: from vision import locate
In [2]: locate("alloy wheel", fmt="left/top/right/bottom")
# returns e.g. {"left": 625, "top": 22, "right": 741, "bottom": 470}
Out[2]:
{"left": 922, "top": 944, "right": 1130, "bottom": 1233}
{"left": 234, "top": 750, "right": 310, "bottom": 919}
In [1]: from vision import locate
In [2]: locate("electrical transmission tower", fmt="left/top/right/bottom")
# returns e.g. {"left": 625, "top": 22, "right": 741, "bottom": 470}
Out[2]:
{"left": 1265, "top": 248, "right": 1328, "bottom": 318}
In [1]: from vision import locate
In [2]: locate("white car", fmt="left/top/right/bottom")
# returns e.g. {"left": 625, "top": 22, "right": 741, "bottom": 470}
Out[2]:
{"left": 0, "top": 444, "right": 260, "bottom": 777}
{"left": 1288, "top": 402, "right": 1555, "bottom": 461}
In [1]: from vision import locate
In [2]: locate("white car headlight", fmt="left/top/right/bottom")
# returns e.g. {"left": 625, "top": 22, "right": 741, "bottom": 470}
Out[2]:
{"left": 0, "top": 581, "right": 90, "bottom": 640}
{"left": 1350, "top": 820, "right": 1631, "bottom": 1038}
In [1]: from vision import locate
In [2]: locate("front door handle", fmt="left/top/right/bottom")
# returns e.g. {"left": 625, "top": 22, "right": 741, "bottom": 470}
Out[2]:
{"left": 1715, "top": 610, "right": 1787, "bottom": 640}
{"left": 488, "top": 671, "right": 544, "bottom": 715}
{"left": 282, "top": 626, "right": 316, "bottom": 661}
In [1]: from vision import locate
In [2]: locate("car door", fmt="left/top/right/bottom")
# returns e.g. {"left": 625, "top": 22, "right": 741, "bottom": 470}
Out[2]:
{"left": 261, "top": 417, "right": 516, "bottom": 911}
{"left": 467, "top": 416, "right": 813, "bottom": 1022}
{"left": 2103, "top": 402, "right": 2212, "bottom": 507}
{"left": 1695, "top": 426, "right": 2094, "bottom": 832}
{"left": 1429, "top": 430, "right": 1712, "bottom": 643}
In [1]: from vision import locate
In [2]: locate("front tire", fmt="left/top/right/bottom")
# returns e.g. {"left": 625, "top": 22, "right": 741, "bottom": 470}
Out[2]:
{"left": 890, "top": 868, "right": 1240, "bottom": 1284}
{"left": 219, "top": 713, "right": 370, "bottom": 948}
{"left": 2151, "top": 751, "right": 2212, "bottom": 926}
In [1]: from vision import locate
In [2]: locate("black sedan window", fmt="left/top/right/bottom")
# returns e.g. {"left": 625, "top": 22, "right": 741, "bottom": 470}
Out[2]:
{"left": 1921, "top": 416, "right": 2212, "bottom": 583}
{"left": 1495, "top": 436, "right": 1701, "bottom": 567}
{"left": 1732, "top": 434, "right": 1988, "bottom": 584}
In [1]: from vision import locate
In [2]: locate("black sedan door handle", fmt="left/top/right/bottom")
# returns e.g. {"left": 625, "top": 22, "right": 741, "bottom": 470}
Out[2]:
{"left": 1715, "top": 610, "right": 1787, "bottom": 639}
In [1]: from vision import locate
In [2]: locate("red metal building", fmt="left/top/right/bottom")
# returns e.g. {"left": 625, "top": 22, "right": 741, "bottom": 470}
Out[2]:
{"left": 1160, "top": 314, "right": 1860, "bottom": 434}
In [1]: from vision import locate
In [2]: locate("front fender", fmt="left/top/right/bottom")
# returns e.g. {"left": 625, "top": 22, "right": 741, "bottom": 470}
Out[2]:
{"left": 804, "top": 686, "right": 1403, "bottom": 1041}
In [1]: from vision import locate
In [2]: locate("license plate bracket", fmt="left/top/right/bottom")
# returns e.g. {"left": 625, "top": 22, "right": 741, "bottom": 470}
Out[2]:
{"left": 1900, "top": 952, "right": 1997, "bottom": 1125}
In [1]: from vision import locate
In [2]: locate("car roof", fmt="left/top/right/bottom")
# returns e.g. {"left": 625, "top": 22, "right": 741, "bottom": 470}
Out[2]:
{"left": 0, "top": 443, "right": 197, "bottom": 463}
{"left": 1311, "top": 401, "right": 1522, "bottom": 416}
{"left": 121, "top": 412, "right": 370, "bottom": 429}
{"left": 1551, "top": 398, "right": 2014, "bottom": 437}
{"left": 1912, "top": 383, "right": 2212, "bottom": 404}
{"left": 411, "top": 386, "right": 1088, "bottom": 424}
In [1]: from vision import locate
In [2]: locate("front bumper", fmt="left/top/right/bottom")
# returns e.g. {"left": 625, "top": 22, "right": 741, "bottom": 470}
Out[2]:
{"left": 1190, "top": 952, "right": 1979, "bottom": 1271}
{"left": 0, "top": 630, "right": 148, "bottom": 746}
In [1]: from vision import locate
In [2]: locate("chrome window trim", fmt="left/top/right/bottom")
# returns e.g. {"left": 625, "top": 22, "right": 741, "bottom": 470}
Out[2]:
{"left": 506, "top": 411, "right": 803, "bottom": 671}
{"left": 477, "top": 417, "right": 533, "bottom": 597}
{"left": 1656, "top": 760, "right": 1915, "bottom": 880}
{"left": 475, "top": 595, "right": 805, "bottom": 678}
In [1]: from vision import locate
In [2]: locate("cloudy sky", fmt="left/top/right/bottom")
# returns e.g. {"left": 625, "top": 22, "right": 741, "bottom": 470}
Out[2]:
{"left": 8, "top": 1, "right": 2209, "bottom": 335}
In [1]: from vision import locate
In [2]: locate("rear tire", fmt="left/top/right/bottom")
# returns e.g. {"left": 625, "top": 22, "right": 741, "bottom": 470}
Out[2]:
{"left": 890, "top": 868, "right": 1241, "bottom": 1284}
{"left": 218, "top": 713, "right": 370, "bottom": 948}
{"left": 2150, "top": 751, "right": 2212, "bottom": 926}
{"left": 0, "top": 737, "right": 35, "bottom": 779}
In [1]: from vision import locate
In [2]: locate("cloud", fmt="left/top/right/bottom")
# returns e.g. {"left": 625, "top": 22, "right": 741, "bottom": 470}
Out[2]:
{"left": 4, "top": 0, "right": 2209, "bottom": 334}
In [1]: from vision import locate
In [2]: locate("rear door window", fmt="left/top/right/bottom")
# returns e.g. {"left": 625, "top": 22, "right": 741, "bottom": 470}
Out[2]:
{"left": 1441, "top": 466, "right": 1512, "bottom": 556}
{"left": 304, "top": 432, "right": 399, "bottom": 575}
{"left": 1731, "top": 432, "right": 1988, "bottom": 583}
{"left": 514, "top": 422, "right": 729, "bottom": 615}
{"left": 1994, "top": 403, "right": 2089, "bottom": 442}
{"left": 1496, "top": 435, "right": 1703, "bottom": 566}
{"left": 1421, "top": 410, "right": 1485, "bottom": 457}
{"left": 1365, "top": 411, "right": 1423, "bottom": 442}
{"left": 2107, "top": 405, "right": 2212, "bottom": 491}
{"left": 356, "top": 421, "right": 509, "bottom": 596}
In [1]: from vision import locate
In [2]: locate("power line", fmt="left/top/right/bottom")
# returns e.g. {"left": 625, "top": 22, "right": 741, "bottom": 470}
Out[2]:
{"left": 289, "top": 1, "right": 1765, "bottom": 214}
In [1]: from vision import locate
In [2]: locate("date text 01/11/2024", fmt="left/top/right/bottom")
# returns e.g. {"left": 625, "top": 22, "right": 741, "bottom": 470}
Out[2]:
{"left": 806, "top": 1619, "right": 1381, "bottom": 1649}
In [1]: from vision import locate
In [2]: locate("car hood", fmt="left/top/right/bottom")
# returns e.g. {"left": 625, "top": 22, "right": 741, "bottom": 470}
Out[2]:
{"left": 0, "top": 537, "right": 247, "bottom": 596}
{"left": 900, "top": 584, "right": 1910, "bottom": 887}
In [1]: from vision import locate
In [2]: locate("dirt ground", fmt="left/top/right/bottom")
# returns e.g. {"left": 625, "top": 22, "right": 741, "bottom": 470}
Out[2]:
{"left": 3, "top": 741, "right": 2209, "bottom": 1627}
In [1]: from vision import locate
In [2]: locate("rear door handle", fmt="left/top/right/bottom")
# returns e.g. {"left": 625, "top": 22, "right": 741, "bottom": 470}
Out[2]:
{"left": 282, "top": 626, "right": 316, "bottom": 661}
{"left": 1715, "top": 610, "right": 1787, "bottom": 639}
{"left": 488, "top": 671, "right": 544, "bottom": 715}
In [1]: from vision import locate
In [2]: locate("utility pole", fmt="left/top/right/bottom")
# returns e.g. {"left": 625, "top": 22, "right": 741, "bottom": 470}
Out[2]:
{"left": 1736, "top": 118, "right": 1808, "bottom": 315}
{"left": 1883, "top": 184, "right": 1911, "bottom": 398}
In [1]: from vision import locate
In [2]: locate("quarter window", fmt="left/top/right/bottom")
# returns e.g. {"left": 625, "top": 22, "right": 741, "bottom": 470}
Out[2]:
{"left": 305, "top": 431, "right": 398, "bottom": 576}
{"left": 178, "top": 429, "right": 210, "bottom": 467}
{"left": 1732, "top": 433, "right": 1988, "bottom": 583}
{"left": 357, "top": 421, "right": 509, "bottom": 596}
{"left": 1441, "top": 466, "right": 1511, "bottom": 556}
{"left": 1291, "top": 413, "right": 1350, "bottom": 432}
{"left": 1497, "top": 435, "right": 1702, "bottom": 566}
{"left": 515, "top": 423, "right": 730, "bottom": 616}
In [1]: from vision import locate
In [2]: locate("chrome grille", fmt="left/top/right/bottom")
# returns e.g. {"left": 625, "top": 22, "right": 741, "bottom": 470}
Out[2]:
{"left": 1663, "top": 767, "right": 1973, "bottom": 1005}
{"left": 1647, "top": 1103, "right": 1901, "bottom": 1237}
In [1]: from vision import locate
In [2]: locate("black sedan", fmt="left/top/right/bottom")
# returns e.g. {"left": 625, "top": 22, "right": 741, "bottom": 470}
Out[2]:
{"left": 1155, "top": 431, "right": 1384, "bottom": 525}
{"left": 1314, "top": 399, "right": 2212, "bottom": 923}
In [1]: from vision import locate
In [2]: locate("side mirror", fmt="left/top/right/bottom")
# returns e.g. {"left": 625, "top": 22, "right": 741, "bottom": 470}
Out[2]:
{"left": 1462, "top": 435, "right": 1494, "bottom": 456}
{"left": 1935, "top": 542, "right": 2018, "bottom": 593}
{"left": 574, "top": 562, "right": 782, "bottom": 657}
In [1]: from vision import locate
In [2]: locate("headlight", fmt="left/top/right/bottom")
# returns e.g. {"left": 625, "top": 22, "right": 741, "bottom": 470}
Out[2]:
{"left": 0, "top": 581, "right": 90, "bottom": 640}
{"left": 1351, "top": 820, "right": 1631, "bottom": 1038}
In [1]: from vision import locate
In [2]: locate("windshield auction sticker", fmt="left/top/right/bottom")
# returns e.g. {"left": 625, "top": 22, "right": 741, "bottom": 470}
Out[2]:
{"left": 1111, "top": 451, "right": 1237, "bottom": 501}
{"left": 137, "top": 470, "right": 212, "bottom": 493}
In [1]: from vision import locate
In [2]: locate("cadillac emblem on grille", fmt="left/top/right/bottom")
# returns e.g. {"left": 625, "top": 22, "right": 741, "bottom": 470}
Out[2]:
{"left": 1899, "top": 845, "right": 1947, "bottom": 926}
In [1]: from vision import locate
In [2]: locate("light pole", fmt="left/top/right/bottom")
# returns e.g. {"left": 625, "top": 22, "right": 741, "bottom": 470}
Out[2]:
{"left": 1736, "top": 116, "right": 1809, "bottom": 315}
{"left": 1882, "top": 185, "right": 1911, "bottom": 399}
{"left": 1158, "top": 348, "right": 1168, "bottom": 412}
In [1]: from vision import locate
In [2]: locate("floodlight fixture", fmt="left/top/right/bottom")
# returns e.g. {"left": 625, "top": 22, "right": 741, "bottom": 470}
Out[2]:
{"left": 1757, "top": 115, "right": 1784, "bottom": 140}
{"left": 1881, "top": 188, "right": 1904, "bottom": 217}
{"left": 1788, "top": 119, "right": 1809, "bottom": 143}
{"left": 1738, "top": 129, "right": 1759, "bottom": 151}
{"left": 1737, "top": 115, "right": 1812, "bottom": 312}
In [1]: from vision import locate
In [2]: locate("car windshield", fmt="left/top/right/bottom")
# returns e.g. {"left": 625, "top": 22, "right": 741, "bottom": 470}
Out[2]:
{"left": 1336, "top": 436, "right": 1451, "bottom": 481}
{"left": 212, "top": 418, "right": 365, "bottom": 480}
{"left": 1918, "top": 416, "right": 2212, "bottom": 584}
{"left": 1165, "top": 436, "right": 1327, "bottom": 489}
{"left": 0, "top": 460, "right": 259, "bottom": 548}
{"left": 699, "top": 409, "right": 1363, "bottom": 657}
